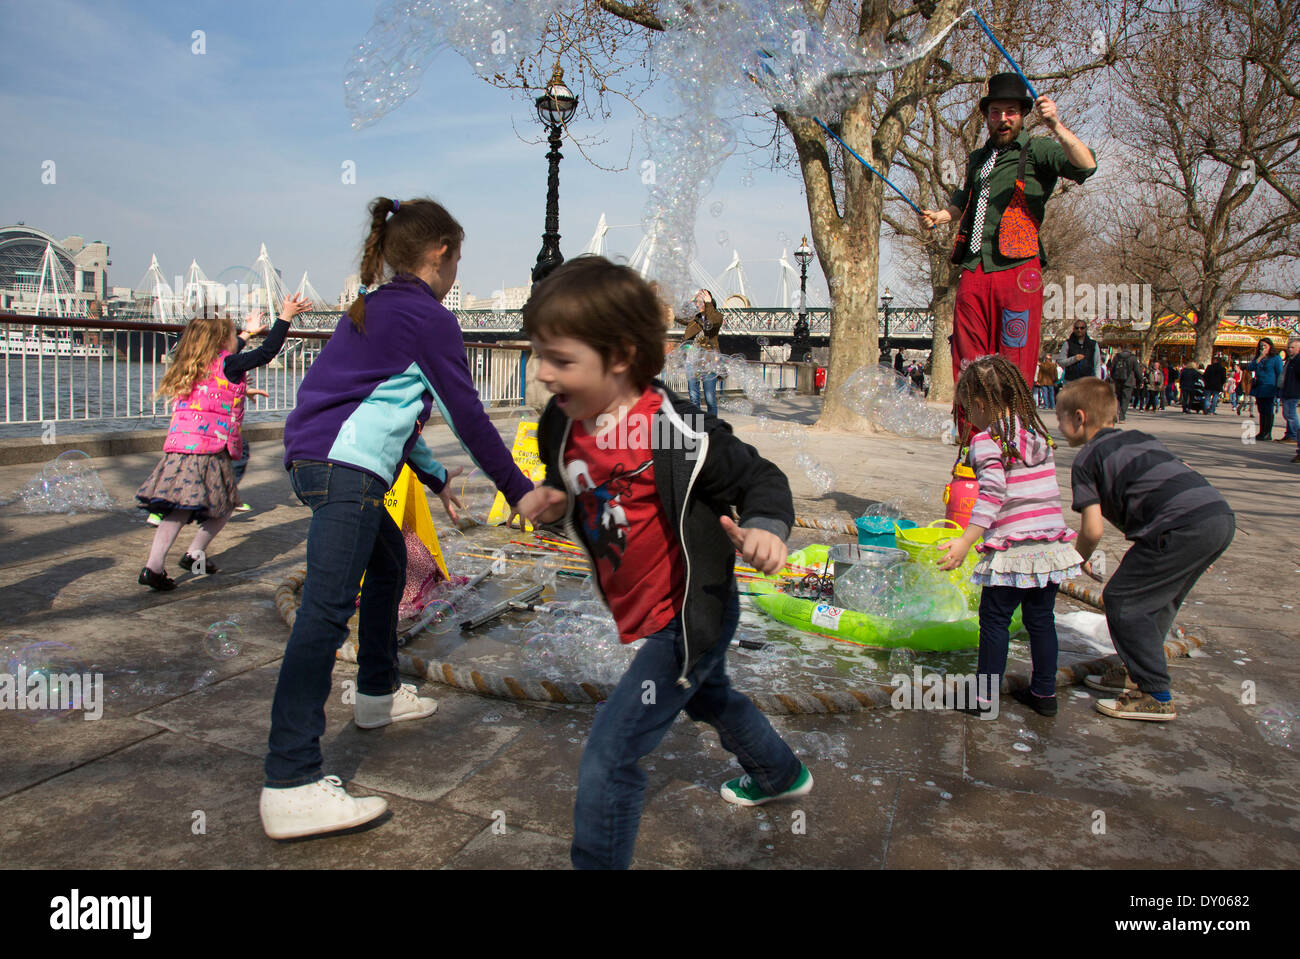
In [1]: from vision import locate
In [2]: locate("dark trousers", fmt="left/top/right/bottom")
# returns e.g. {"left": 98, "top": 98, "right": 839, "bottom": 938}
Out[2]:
{"left": 265, "top": 462, "right": 405, "bottom": 787}
{"left": 977, "top": 582, "right": 1061, "bottom": 698}
{"left": 1256, "top": 396, "right": 1275, "bottom": 436}
{"left": 1115, "top": 384, "right": 1133, "bottom": 420}
{"left": 1102, "top": 514, "right": 1235, "bottom": 694}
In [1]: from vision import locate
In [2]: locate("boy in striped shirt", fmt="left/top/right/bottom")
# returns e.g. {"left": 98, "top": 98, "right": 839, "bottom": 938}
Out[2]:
{"left": 1058, "top": 378, "right": 1235, "bottom": 721}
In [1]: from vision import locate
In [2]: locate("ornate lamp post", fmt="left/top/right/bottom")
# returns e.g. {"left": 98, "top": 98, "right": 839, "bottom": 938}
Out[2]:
{"left": 531, "top": 64, "right": 578, "bottom": 285}
{"left": 879, "top": 286, "right": 894, "bottom": 358}
{"left": 792, "top": 235, "right": 813, "bottom": 362}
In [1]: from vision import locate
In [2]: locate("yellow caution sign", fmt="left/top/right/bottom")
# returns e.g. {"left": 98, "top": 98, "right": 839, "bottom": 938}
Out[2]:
{"left": 383, "top": 464, "right": 449, "bottom": 579}
{"left": 487, "top": 421, "right": 547, "bottom": 530}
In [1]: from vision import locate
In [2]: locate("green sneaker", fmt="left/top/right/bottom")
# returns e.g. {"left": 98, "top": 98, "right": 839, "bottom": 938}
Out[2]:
{"left": 720, "top": 764, "right": 813, "bottom": 807}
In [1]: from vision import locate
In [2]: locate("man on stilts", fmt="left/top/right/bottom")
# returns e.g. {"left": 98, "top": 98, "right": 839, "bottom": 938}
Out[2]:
{"left": 921, "top": 72, "right": 1097, "bottom": 432}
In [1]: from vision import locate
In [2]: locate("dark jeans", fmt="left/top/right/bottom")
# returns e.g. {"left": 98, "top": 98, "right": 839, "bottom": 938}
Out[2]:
{"left": 688, "top": 374, "right": 718, "bottom": 417}
{"left": 571, "top": 590, "right": 802, "bottom": 869}
{"left": 977, "top": 582, "right": 1061, "bottom": 698}
{"left": 264, "top": 462, "right": 405, "bottom": 787}
{"left": 1103, "top": 514, "right": 1235, "bottom": 694}
{"left": 1256, "top": 396, "right": 1275, "bottom": 436}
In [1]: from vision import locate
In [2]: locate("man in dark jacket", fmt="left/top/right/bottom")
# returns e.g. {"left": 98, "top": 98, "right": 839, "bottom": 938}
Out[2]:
{"left": 1058, "top": 321, "right": 1101, "bottom": 382}
{"left": 1203, "top": 357, "right": 1228, "bottom": 415}
{"left": 1108, "top": 347, "right": 1140, "bottom": 422}
{"left": 1280, "top": 336, "right": 1300, "bottom": 457}
{"left": 1179, "top": 363, "right": 1205, "bottom": 414}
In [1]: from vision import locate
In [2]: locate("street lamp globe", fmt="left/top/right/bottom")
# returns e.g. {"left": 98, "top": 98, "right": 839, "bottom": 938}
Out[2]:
{"left": 536, "top": 65, "right": 577, "bottom": 127}
{"left": 794, "top": 236, "right": 813, "bottom": 267}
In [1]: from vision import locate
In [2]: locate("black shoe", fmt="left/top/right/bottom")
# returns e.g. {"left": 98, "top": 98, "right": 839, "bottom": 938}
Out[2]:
{"left": 1011, "top": 687, "right": 1058, "bottom": 717}
{"left": 179, "top": 553, "right": 218, "bottom": 575}
{"left": 138, "top": 566, "right": 176, "bottom": 591}
{"left": 960, "top": 700, "right": 997, "bottom": 718}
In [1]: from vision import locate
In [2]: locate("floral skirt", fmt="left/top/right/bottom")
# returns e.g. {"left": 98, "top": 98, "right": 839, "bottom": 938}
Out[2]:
{"left": 136, "top": 451, "right": 238, "bottom": 524}
{"left": 972, "top": 538, "right": 1082, "bottom": 589}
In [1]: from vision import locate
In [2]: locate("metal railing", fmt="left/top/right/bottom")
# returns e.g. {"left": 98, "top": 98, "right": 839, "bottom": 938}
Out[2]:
{"left": 1, "top": 314, "right": 529, "bottom": 429}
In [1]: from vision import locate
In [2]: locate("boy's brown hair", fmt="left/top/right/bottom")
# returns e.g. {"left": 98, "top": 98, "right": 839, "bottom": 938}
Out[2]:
{"left": 1057, "top": 377, "right": 1118, "bottom": 424}
{"left": 523, "top": 255, "right": 666, "bottom": 389}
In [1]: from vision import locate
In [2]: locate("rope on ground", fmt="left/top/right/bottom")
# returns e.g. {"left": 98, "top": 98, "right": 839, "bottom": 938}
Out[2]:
{"left": 273, "top": 567, "right": 1205, "bottom": 715}
{"left": 793, "top": 515, "right": 858, "bottom": 535}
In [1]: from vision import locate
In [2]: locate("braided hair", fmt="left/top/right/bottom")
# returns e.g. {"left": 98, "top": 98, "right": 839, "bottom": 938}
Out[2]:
{"left": 345, "top": 197, "right": 464, "bottom": 332}
{"left": 955, "top": 355, "right": 1055, "bottom": 467}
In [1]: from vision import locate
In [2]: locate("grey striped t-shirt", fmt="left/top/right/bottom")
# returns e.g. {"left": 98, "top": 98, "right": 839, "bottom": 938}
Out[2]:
{"left": 1070, "top": 428, "right": 1232, "bottom": 543}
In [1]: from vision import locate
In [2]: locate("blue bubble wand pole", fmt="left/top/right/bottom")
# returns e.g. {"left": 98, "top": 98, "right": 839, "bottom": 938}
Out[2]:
{"left": 812, "top": 116, "right": 927, "bottom": 219}
{"left": 969, "top": 7, "right": 1039, "bottom": 101}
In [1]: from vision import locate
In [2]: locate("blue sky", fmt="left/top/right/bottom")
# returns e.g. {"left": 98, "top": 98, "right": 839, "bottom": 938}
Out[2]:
{"left": 0, "top": 0, "right": 851, "bottom": 308}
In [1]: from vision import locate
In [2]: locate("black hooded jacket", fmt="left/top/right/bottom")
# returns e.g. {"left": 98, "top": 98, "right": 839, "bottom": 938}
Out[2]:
{"left": 536, "top": 382, "right": 793, "bottom": 688}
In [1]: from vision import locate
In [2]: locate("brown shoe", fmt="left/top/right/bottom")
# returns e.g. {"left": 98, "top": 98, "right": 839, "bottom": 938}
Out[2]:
{"left": 1095, "top": 689, "right": 1176, "bottom": 722}
{"left": 1084, "top": 663, "right": 1138, "bottom": 694}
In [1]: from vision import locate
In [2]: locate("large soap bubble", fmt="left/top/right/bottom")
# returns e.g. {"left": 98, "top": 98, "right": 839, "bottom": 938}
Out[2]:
{"left": 18, "top": 450, "right": 115, "bottom": 514}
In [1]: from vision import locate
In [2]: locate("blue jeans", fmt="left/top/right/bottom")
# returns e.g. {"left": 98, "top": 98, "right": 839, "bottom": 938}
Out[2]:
{"left": 265, "top": 462, "right": 406, "bottom": 787}
{"left": 688, "top": 374, "right": 718, "bottom": 416}
{"left": 571, "top": 590, "right": 802, "bottom": 869}
{"left": 977, "top": 583, "right": 1060, "bottom": 698}
{"left": 1035, "top": 385, "right": 1054, "bottom": 409}
{"left": 1281, "top": 398, "right": 1298, "bottom": 444}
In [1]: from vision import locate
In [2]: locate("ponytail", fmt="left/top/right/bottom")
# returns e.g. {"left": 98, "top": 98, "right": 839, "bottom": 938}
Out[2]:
{"left": 345, "top": 196, "right": 464, "bottom": 334}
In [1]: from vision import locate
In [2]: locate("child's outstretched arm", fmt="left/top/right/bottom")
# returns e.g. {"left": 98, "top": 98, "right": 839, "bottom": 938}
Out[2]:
{"left": 939, "top": 432, "right": 1003, "bottom": 570}
{"left": 224, "top": 294, "right": 311, "bottom": 378}
{"left": 414, "top": 322, "right": 532, "bottom": 510}
{"left": 1074, "top": 504, "right": 1104, "bottom": 578}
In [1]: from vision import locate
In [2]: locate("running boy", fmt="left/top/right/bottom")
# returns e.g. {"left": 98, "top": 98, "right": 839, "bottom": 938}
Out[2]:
{"left": 516, "top": 256, "right": 811, "bottom": 869}
{"left": 1056, "top": 378, "right": 1235, "bottom": 721}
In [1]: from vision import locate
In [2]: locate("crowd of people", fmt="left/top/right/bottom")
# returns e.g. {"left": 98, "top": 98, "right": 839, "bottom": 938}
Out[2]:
{"left": 1029, "top": 335, "right": 1300, "bottom": 459}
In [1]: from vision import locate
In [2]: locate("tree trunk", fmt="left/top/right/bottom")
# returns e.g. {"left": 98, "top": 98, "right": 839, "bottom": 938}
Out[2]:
{"left": 928, "top": 248, "right": 956, "bottom": 403}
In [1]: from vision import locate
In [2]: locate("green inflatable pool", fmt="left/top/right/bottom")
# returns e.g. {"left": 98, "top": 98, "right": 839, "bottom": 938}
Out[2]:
{"left": 747, "top": 545, "right": 1021, "bottom": 652}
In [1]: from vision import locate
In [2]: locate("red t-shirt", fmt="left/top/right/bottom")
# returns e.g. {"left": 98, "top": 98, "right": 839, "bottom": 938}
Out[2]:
{"left": 564, "top": 388, "right": 685, "bottom": 642}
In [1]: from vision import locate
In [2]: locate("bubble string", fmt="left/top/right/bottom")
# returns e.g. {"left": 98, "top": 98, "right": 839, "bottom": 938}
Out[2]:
{"left": 812, "top": 117, "right": 926, "bottom": 218}
{"left": 969, "top": 7, "right": 1040, "bottom": 100}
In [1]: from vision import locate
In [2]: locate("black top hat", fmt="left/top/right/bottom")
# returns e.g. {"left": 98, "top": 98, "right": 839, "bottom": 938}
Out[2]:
{"left": 979, "top": 72, "right": 1034, "bottom": 113}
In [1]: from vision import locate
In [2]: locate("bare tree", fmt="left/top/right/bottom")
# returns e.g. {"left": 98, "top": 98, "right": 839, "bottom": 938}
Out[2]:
{"left": 1109, "top": 0, "right": 1300, "bottom": 362}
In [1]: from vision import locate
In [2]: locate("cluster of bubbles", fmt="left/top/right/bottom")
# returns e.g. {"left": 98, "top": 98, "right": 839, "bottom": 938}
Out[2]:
{"left": 345, "top": 1, "right": 977, "bottom": 306}
{"left": 1255, "top": 703, "right": 1295, "bottom": 750}
{"left": 202, "top": 620, "right": 242, "bottom": 661}
{"left": 794, "top": 452, "right": 835, "bottom": 497}
{"left": 834, "top": 557, "right": 968, "bottom": 624}
{"left": 521, "top": 600, "right": 633, "bottom": 686}
{"left": 18, "top": 450, "right": 114, "bottom": 514}
{"left": 664, "top": 349, "right": 780, "bottom": 411}
{"left": 835, "top": 365, "right": 953, "bottom": 440}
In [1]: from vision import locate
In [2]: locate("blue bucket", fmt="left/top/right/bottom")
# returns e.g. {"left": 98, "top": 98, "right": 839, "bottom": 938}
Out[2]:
{"left": 855, "top": 515, "right": 916, "bottom": 548}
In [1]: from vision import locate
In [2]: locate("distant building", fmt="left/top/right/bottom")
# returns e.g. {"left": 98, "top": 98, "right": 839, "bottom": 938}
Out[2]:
{"left": 443, "top": 280, "right": 462, "bottom": 310}
{"left": 463, "top": 282, "right": 529, "bottom": 311}
{"left": 0, "top": 225, "right": 110, "bottom": 315}
{"left": 338, "top": 275, "right": 462, "bottom": 310}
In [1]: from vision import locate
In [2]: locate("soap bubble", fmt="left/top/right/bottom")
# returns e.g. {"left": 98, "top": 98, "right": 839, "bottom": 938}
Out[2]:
{"left": 1256, "top": 704, "right": 1295, "bottom": 750}
{"left": 862, "top": 500, "right": 904, "bottom": 520}
{"left": 716, "top": 231, "right": 730, "bottom": 246}
{"left": 2, "top": 639, "right": 91, "bottom": 719}
{"left": 886, "top": 647, "right": 915, "bottom": 673}
{"left": 19, "top": 450, "right": 115, "bottom": 514}
{"left": 794, "top": 452, "right": 834, "bottom": 496}
{"left": 833, "top": 559, "right": 967, "bottom": 624}
{"left": 835, "top": 365, "right": 951, "bottom": 439}
{"left": 1016, "top": 265, "right": 1043, "bottom": 294}
{"left": 203, "top": 621, "right": 242, "bottom": 661}
{"left": 709, "top": 201, "right": 725, "bottom": 217}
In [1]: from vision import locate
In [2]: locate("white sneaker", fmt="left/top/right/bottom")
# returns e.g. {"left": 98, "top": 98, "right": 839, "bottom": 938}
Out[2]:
{"left": 259, "top": 775, "right": 387, "bottom": 839}
{"left": 354, "top": 682, "right": 438, "bottom": 729}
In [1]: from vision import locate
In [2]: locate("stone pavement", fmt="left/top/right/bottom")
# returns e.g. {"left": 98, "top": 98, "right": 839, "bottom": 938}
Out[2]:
{"left": 0, "top": 398, "right": 1296, "bottom": 869}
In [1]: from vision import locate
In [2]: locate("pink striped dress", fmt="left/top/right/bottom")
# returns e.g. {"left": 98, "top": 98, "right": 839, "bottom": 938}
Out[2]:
{"left": 967, "top": 419, "right": 1082, "bottom": 588}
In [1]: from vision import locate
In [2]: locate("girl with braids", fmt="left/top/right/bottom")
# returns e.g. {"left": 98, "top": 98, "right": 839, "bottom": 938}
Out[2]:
{"left": 262, "top": 197, "right": 533, "bottom": 840}
{"left": 136, "top": 296, "right": 311, "bottom": 590}
{"left": 937, "top": 355, "right": 1082, "bottom": 717}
